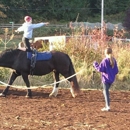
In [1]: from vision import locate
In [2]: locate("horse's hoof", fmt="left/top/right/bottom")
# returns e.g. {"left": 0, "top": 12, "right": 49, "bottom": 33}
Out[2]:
{"left": 0, "top": 93, "right": 6, "bottom": 97}
{"left": 73, "top": 93, "right": 78, "bottom": 98}
{"left": 49, "top": 93, "right": 57, "bottom": 97}
{"left": 70, "top": 90, "right": 79, "bottom": 98}
{"left": 70, "top": 89, "right": 76, "bottom": 98}
{"left": 25, "top": 95, "right": 32, "bottom": 98}
{"left": 71, "top": 93, "right": 76, "bottom": 98}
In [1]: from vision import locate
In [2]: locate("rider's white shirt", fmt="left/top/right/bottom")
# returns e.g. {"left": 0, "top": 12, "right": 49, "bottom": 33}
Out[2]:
{"left": 17, "top": 22, "right": 44, "bottom": 39}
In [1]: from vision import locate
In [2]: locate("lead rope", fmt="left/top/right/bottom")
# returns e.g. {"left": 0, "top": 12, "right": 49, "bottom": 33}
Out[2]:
{"left": 0, "top": 69, "right": 84, "bottom": 90}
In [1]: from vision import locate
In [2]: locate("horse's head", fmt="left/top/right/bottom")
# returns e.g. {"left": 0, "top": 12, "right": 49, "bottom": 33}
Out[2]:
{"left": 31, "top": 40, "right": 44, "bottom": 50}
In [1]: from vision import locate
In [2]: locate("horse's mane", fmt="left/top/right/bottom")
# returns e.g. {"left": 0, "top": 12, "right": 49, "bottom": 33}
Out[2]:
{"left": 1, "top": 48, "right": 22, "bottom": 57}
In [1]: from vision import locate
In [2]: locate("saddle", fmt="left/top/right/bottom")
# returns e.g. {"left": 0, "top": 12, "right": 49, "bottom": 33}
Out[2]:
{"left": 27, "top": 49, "right": 52, "bottom": 75}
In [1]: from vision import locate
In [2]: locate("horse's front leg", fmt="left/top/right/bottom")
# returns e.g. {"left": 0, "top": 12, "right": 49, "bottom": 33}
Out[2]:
{"left": 49, "top": 71, "right": 59, "bottom": 97}
{"left": 0, "top": 71, "right": 20, "bottom": 97}
{"left": 21, "top": 73, "right": 32, "bottom": 98}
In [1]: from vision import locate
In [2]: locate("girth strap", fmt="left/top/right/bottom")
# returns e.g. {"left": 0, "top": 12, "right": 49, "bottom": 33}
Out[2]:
{"left": 30, "top": 49, "right": 37, "bottom": 75}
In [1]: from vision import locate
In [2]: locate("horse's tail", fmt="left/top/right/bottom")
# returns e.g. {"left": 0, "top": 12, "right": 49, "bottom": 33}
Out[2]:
{"left": 66, "top": 54, "right": 80, "bottom": 93}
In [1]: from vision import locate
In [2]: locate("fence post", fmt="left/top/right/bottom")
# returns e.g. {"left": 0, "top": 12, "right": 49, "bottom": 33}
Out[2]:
{"left": 9, "top": 22, "right": 14, "bottom": 35}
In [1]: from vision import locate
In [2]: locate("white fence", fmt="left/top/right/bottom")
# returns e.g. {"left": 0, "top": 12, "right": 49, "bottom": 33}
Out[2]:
{"left": 34, "top": 36, "right": 66, "bottom": 51}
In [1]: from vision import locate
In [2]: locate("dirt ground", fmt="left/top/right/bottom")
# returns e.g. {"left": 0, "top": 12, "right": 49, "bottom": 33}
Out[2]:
{"left": 0, "top": 86, "right": 130, "bottom": 130}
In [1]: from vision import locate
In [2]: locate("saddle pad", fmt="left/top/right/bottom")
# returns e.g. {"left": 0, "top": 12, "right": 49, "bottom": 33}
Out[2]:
{"left": 27, "top": 51, "right": 52, "bottom": 61}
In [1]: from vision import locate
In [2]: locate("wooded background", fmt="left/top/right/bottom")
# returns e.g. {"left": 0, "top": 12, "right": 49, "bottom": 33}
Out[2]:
{"left": 0, "top": 0, "right": 130, "bottom": 23}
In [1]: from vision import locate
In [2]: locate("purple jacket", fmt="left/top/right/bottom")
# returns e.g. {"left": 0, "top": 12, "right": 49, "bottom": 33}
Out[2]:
{"left": 93, "top": 58, "right": 118, "bottom": 84}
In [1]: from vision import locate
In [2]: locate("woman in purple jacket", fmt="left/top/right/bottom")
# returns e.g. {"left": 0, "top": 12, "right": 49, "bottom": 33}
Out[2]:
{"left": 93, "top": 47, "right": 118, "bottom": 111}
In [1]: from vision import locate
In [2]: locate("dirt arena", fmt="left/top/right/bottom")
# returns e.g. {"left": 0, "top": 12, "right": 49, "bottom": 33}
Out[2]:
{"left": 0, "top": 86, "right": 129, "bottom": 130}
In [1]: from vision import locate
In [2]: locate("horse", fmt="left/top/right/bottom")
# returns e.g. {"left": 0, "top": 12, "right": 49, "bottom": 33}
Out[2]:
{"left": 30, "top": 39, "right": 45, "bottom": 50}
{"left": 18, "top": 39, "right": 44, "bottom": 50}
{"left": 0, "top": 49, "right": 80, "bottom": 98}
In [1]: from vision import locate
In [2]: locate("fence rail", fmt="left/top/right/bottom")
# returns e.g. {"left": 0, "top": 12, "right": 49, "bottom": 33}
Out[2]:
{"left": 0, "top": 24, "right": 68, "bottom": 29}
{"left": 0, "top": 22, "right": 124, "bottom": 30}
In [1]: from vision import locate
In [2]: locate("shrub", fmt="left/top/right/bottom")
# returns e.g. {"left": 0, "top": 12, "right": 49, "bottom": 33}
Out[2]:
{"left": 0, "top": 68, "right": 11, "bottom": 82}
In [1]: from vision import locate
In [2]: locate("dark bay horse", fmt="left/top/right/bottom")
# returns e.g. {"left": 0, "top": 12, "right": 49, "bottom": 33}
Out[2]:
{"left": 0, "top": 49, "right": 80, "bottom": 98}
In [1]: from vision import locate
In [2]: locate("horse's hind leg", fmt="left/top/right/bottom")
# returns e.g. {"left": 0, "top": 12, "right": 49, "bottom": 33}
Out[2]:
{"left": 69, "top": 77, "right": 78, "bottom": 98}
{"left": 49, "top": 71, "right": 59, "bottom": 97}
{"left": 64, "top": 74, "right": 79, "bottom": 98}
{"left": 0, "top": 71, "right": 20, "bottom": 97}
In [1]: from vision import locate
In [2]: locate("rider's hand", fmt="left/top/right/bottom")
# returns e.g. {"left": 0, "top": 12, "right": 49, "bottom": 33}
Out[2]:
{"left": 15, "top": 30, "right": 19, "bottom": 33}
{"left": 45, "top": 22, "right": 49, "bottom": 25}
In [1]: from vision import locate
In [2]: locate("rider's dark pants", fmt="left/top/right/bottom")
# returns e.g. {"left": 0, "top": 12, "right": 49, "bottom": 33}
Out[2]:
{"left": 22, "top": 37, "right": 32, "bottom": 52}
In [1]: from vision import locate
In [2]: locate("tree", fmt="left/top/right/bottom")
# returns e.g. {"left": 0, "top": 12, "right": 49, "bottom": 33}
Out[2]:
{"left": 0, "top": 0, "right": 48, "bottom": 22}
{"left": 46, "top": 0, "right": 90, "bottom": 21}
{"left": 0, "top": 3, "right": 7, "bottom": 20}
{"left": 123, "top": 8, "right": 130, "bottom": 32}
{"left": 0, "top": 0, "right": 130, "bottom": 23}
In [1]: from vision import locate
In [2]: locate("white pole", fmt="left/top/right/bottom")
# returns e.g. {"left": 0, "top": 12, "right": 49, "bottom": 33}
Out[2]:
{"left": 101, "top": 0, "right": 104, "bottom": 40}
